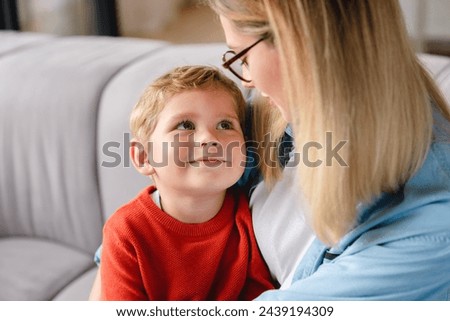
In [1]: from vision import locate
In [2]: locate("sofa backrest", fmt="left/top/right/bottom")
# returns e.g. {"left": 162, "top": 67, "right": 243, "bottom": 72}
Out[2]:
{"left": 0, "top": 32, "right": 168, "bottom": 253}
{"left": 419, "top": 53, "right": 450, "bottom": 104}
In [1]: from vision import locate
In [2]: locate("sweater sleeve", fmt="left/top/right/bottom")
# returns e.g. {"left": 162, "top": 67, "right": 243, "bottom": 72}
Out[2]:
{"left": 100, "top": 218, "right": 148, "bottom": 300}
{"left": 234, "top": 193, "right": 276, "bottom": 300}
{"left": 239, "top": 237, "right": 276, "bottom": 300}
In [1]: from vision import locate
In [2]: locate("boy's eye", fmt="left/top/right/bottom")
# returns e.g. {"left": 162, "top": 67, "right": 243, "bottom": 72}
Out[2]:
{"left": 176, "top": 120, "right": 195, "bottom": 130}
{"left": 217, "top": 120, "right": 233, "bottom": 130}
{"left": 240, "top": 58, "right": 248, "bottom": 67}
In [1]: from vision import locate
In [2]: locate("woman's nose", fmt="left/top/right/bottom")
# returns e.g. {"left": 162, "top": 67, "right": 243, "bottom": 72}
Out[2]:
{"left": 242, "top": 69, "right": 254, "bottom": 88}
{"left": 242, "top": 79, "right": 254, "bottom": 89}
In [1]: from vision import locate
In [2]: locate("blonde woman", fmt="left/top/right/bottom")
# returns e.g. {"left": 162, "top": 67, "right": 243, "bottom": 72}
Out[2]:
{"left": 207, "top": 0, "right": 450, "bottom": 300}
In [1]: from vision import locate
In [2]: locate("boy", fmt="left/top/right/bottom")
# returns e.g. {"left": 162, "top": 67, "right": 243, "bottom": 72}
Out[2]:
{"left": 100, "top": 66, "right": 274, "bottom": 300}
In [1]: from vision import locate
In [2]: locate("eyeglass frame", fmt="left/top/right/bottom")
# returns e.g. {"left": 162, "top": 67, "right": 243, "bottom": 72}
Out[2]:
{"left": 222, "top": 36, "right": 267, "bottom": 83}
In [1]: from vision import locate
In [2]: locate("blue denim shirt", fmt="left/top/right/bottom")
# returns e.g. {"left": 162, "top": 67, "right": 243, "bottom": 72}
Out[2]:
{"left": 257, "top": 109, "right": 450, "bottom": 300}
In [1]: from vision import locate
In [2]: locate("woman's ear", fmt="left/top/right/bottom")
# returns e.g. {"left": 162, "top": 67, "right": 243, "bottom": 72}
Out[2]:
{"left": 130, "top": 139, "right": 155, "bottom": 176}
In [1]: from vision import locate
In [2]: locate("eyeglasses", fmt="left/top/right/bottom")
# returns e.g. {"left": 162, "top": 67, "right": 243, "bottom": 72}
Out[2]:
{"left": 222, "top": 36, "right": 266, "bottom": 83}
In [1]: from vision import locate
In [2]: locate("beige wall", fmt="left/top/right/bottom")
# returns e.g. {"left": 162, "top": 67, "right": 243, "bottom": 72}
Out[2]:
{"left": 117, "top": 0, "right": 186, "bottom": 37}
{"left": 15, "top": 0, "right": 450, "bottom": 50}
{"left": 16, "top": 0, "right": 189, "bottom": 37}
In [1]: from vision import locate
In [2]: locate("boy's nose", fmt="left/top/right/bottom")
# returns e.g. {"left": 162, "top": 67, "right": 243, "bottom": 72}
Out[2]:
{"left": 197, "top": 129, "right": 219, "bottom": 147}
{"left": 201, "top": 141, "right": 218, "bottom": 147}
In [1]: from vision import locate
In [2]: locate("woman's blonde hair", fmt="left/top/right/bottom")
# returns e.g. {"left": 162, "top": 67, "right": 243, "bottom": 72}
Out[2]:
{"left": 207, "top": 0, "right": 450, "bottom": 245}
{"left": 250, "top": 92, "right": 286, "bottom": 187}
{"left": 130, "top": 65, "right": 246, "bottom": 143}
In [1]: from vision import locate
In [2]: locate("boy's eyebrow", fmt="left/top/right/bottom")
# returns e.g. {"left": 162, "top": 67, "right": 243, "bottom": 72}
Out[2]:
{"left": 214, "top": 112, "right": 241, "bottom": 122}
{"left": 168, "top": 111, "right": 240, "bottom": 121}
{"left": 217, "top": 112, "right": 240, "bottom": 119}
{"left": 168, "top": 112, "right": 197, "bottom": 121}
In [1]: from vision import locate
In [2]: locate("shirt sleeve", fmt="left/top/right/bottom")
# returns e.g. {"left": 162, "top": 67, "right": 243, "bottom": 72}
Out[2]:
{"left": 94, "top": 245, "right": 102, "bottom": 266}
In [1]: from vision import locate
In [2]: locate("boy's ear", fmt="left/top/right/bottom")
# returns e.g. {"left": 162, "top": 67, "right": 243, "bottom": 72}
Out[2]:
{"left": 130, "top": 139, "right": 155, "bottom": 176}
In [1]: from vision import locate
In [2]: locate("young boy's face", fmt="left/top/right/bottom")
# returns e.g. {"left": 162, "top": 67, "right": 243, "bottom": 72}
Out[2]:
{"left": 147, "top": 88, "right": 246, "bottom": 196}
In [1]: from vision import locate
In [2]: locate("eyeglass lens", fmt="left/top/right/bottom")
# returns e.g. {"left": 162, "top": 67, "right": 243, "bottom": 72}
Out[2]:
{"left": 223, "top": 51, "right": 248, "bottom": 82}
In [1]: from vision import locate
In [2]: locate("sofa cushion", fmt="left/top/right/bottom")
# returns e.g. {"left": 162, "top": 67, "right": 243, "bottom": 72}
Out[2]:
{"left": 0, "top": 237, "right": 94, "bottom": 300}
{"left": 52, "top": 267, "right": 98, "bottom": 301}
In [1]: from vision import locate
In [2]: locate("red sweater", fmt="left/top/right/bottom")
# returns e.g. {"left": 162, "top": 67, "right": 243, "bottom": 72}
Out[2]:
{"left": 101, "top": 186, "right": 274, "bottom": 300}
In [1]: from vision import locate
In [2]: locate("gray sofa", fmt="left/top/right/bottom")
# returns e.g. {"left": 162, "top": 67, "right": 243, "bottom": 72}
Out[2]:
{"left": 0, "top": 31, "right": 449, "bottom": 301}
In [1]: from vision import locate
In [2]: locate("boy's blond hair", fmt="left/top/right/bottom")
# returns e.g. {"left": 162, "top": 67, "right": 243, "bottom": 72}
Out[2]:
{"left": 130, "top": 65, "right": 246, "bottom": 143}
